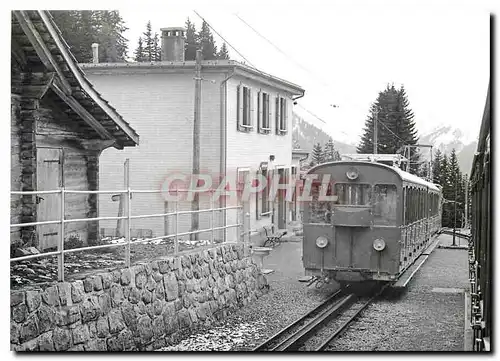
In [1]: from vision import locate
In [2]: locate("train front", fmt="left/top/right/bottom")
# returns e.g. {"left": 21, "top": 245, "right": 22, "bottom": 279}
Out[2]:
{"left": 302, "top": 161, "right": 402, "bottom": 284}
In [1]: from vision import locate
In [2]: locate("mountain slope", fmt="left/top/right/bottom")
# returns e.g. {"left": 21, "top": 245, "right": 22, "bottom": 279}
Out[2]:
{"left": 292, "top": 112, "right": 356, "bottom": 156}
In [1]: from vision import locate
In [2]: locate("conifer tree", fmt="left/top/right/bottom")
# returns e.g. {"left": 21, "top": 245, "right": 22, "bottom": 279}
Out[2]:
{"left": 310, "top": 143, "right": 324, "bottom": 167}
{"left": 142, "top": 21, "right": 154, "bottom": 61}
{"left": 323, "top": 138, "right": 341, "bottom": 162}
{"left": 185, "top": 18, "right": 198, "bottom": 60}
{"left": 357, "top": 84, "right": 420, "bottom": 173}
{"left": 152, "top": 32, "right": 161, "bottom": 61}
{"left": 134, "top": 37, "right": 146, "bottom": 62}
{"left": 198, "top": 21, "right": 218, "bottom": 60}
{"left": 432, "top": 149, "right": 443, "bottom": 185}
{"left": 217, "top": 43, "right": 230, "bottom": 59}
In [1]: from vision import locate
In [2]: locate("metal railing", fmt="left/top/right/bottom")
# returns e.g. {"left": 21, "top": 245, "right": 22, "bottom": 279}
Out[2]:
{"left": 11, "top": 188, "right": 244, "bottom": 282}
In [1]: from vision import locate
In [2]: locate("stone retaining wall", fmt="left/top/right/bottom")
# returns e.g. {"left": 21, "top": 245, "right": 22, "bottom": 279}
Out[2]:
{"left": 10, "top": 243, "right": 268, "bottom": 351}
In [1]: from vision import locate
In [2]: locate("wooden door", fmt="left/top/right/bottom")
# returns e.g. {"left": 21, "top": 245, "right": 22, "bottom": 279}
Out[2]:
{"left": 36, "top": 147, "right": 62, "bottom": 250}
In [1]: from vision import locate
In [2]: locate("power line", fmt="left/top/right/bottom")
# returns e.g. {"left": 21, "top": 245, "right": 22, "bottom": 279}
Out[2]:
{"left": 233, "top": 13, "right": 330, "bottom": 88}
{"left": 194, "top": 10, "right": 351, "bottom": 140}
{"left": 192, "top": 10, "right": 257, "bottom": 69}
{"left": 376, "top": 118, "right": 407, "bottom": 145}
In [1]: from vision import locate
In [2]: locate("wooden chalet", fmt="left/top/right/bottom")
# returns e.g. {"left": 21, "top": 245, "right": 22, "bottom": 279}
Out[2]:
{"left": 11, "top": 10, "right": 139, "bottom": 250}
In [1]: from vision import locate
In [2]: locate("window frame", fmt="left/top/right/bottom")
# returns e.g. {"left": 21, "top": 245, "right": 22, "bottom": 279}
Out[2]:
{"left": 237, "top": 84, "right": 254, "bottom": 132}
{"left": 257, "top": 91, "right": 271, "bottom": 134}
{"left": 275, "top": 95, "right": 288, "bottom": 135}
{"left": 332, "top": 182, "right": 372, "bottom": 207}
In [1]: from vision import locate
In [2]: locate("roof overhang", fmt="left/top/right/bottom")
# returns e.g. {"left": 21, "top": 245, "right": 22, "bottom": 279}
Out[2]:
{"left": 80, "top": 59, "right": 305, "bottom": 96}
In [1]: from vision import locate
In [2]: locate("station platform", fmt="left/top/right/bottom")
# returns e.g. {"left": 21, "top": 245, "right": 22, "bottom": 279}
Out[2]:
{"left": 252, "top": 232, "right": 472, "bottom": 351}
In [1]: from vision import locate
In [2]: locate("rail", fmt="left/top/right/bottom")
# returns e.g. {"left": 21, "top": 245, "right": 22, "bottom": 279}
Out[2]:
{"left": 10, "top": 188, "right": 244, "bottom": 282}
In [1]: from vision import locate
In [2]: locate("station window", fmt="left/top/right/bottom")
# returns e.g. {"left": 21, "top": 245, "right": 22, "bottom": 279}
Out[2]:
{"left": 334, "top": 183, "right": 371, "bottom": 206}
{"left": 373, "top": 184, "right": 398, "bottom": 226}
{"left": 237, "top": 85, "right": 253, "bottom": 132}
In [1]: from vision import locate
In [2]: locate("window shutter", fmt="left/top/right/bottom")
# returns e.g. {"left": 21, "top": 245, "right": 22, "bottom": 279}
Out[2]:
{"left": 237, "top": 84, "right": 243, "bottom": 130}
{"left": 283, "top": 98, "right": 288, "bottom": 132}
{"left": 249, "top": 89, "right": 254, "bottom": 127}
{"left": 275, "top": 96, "right": 281, "bottom": 134}
{"left": 257, "top": 90, "right": 262, "bottom": 132}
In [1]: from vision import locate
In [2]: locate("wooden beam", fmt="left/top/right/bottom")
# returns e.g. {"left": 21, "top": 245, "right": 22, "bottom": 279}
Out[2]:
{"left": 79, "top": 139, "right": 117, "bottom": 151}
{"left": 13, "top": 11, "right": 72, "bottom": 96}
{"left": 38, "top": 10, "right": 139, "bottom": 146}
{"left": 21, "top": 72, "right": 55, "bottom": 99}
{"left": 11, "top": 38, "right": 27, "bottom": 67}
{"left": 50, "top": 81, "right": 115, "bottom": 141}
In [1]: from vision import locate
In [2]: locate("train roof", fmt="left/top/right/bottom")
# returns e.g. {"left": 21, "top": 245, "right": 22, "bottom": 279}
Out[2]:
{"left": 307, "top": 160, "right": 441, "bottom": 192}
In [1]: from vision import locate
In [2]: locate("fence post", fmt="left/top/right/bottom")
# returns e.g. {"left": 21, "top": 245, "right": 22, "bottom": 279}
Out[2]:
{"left": 174, "top": 189, "right": 179, "bottom": 255}
{"left": 58, "top": 187, "right": 65, "bottom": 282}
{"left": 210, "top": 191, "right": 215, "bottom": 245}
{"left": 125, "top": 187, "right": 131, "bottom": 267}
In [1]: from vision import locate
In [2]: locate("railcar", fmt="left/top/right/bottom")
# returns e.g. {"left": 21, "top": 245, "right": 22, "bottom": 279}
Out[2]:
{"left": 302, "top": 160, "right": 442, "bottom": 284}
{"left": 469, "top": 84, "right": 491, "bottom": 351}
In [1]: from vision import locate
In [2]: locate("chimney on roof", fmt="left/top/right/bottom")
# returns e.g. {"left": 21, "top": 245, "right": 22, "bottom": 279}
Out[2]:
{"left": 160, "top": 27, "right": 185, "bottom": 62}
{"left": 92, "top": 43, "right": 99, "bottom": 64}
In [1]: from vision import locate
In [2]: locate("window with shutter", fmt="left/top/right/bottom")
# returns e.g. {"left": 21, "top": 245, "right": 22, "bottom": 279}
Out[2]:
{"left": 275, "top": 96, "right": 280, "bottom": 135}
{"left": 237, "top": 85, "right": 253, "bottom": 132}
{"left": 261, "top": 168, "right": 270, "bottom": 216}
{"left": 258, "top": 91, "right": 271, "bottom": 134}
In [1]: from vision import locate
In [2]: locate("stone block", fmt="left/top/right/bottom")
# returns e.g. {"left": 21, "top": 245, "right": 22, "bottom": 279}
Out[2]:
{"left": 98, "top": 293, "right": 112, "bottom": 316}
{"left": 137, "top": 316, "right": 153, "bottom": 344}
{"left": 135, "top": 272, "right": 147, "bottom": 289}
{"left": 84, "top": 339, "right": 107, "bottom": 351}
{"left": 101, "top": 273, "right": 113, "bottom": 289}
{"left": 121, "top": 302, "right": 137, "bottom": 331}
{"left": 120, "top": 269, "right": 132, "bottom": 286}
{"left": 11, "top": 323, "right": 20, "bottom": 344}
{"left": 177, "top": 309, "right": 191, "bottom": 329}
{"left": 106, "top": 336, "right": 123, "bottom": 351}
{"left": 96, "top": 316, "right": 110, "bottom": 338}
{"left": 158, "top": 260, "right": 169, "bottom": 274}
{"left": 83, "top": 277, "right": 93, "bottom": 293}
{"left": 152, "top": 271, "right": 163, "bottom": 282}
{"left": 19, "top": 315, "right": 39, "bottom": 343}
{"left": 142, "top": 289, "right": 153, "bottom": 304}
{"left": 54, "top": 305, "right": 79, "bottom": 327}
{"left": 163, "top": 273, "right": 178, "bottom": 301}
{"left": 52, "top": 327, "right": 71, "bottom": 351}
{"left": 110, "top": 284, "right": 124, "bottom": 306}
{"left": 68, "top": 344, "right": 85, "bottom": 351}
{"left": 71, "top": 281, "right": 85, "bottom": 303}
{"left": 153, "top": 299, "right": 163, "bottom": 316}
{"left": 129, "top": 287, "right": 141, "bottom": 304}
{"left": 37, "top": 331, "right": 54, "bottom": 351}
{"left": 108, "top": 309, "right": 126, "bottom": 334}
{"left": 42, "top": 286, "right": 60, "bottom": 307}
{"left": 12, "top": 303, "right": 28, "bottom": 323}
{"left": 80, "top": 299, "right": 100, "bottom": 323}
{"left": 72, "top": 324, "right": 90, "bottom": 344}
{"left": 152, "top": 316, "right": 165, "bottom": 338}
{"left": 17, "top": 338, "right": 39, "bottom": 352}
{"left": 57, "top": 282, "right": 72, "bottom": 306}
{"left": 92, "top": 275, "right": 103, "bottom": 291}
{"left": 25, "top": 290, "right": 41, "bottom": 313}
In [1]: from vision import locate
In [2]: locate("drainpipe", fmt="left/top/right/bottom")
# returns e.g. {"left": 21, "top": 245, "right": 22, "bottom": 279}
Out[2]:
{"left": 220, "top": 70, "right": 235, "bottom": 243}
{"left": 292, "top": 92, "right": 305, "bottom": 104}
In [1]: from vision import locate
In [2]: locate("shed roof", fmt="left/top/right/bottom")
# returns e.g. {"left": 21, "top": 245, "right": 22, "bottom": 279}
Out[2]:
{"left": 11, "top": 10, "right": 139, "bottom": 149}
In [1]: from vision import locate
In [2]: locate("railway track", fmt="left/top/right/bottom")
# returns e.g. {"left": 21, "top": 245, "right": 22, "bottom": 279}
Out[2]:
{"left": 253, "top": 284, "right": 388, "bottom": 351}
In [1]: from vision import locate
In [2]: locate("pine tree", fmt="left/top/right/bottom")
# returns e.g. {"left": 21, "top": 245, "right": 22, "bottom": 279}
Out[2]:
{"left": 198, "top": 21, "right": 218, "bottom": 60}
{"left": 152, "top": 32, "right": 161, "bottom": 61}
{"left": 217, "top": 43, "right": 230, "bottom": 59}
{"left": 310, "top": 143, "right": 324, "bottom": 167}
{"left": 448, "top": 149, "right": 463, "bottom": 228}
{"left": 142, "top": 21, "right": 154, "bottom": 62}
{"left": 134, "top": 37, "right": 146, "bottom": 62}
{"left": 184, "top": 18, "right": 198, "bottom": 60}
{"left": 323, "top": 138, "right": 341, "bottom": 162}
{"left": 432, "top": 149, "right": 443, "bottom": 185}
{"left": 51, "top": 10, "right": 129, "bottom": 63}
{"left": 357, "top": 84, "right": 420, "bottom": 174}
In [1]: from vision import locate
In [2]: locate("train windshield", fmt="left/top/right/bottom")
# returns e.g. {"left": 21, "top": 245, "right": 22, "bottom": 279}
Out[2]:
{"left": 334, "top": 183, "right": 371, "bottom": 206}
{"left": 373, "top": 184, "right": 398, "bottom": 225}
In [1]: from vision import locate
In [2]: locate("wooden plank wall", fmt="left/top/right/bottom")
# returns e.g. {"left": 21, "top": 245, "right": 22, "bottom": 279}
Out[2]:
{"left": 11, "top": 95, "right": 22, "bottom": 242}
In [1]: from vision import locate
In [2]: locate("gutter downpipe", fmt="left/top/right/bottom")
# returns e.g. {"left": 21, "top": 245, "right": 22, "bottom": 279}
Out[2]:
{"left": 220, "top": 70, "right": 235, "bottom": 243}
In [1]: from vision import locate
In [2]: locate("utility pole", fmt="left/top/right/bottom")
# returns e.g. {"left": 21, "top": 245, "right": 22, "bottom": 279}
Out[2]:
{"left": 452, "top": 177, "right": 457, "bottom": 246}
{"left": 373, "top": 108, "right": 378, "bottom": 155}
{"left": 191, "top": 49, "right": 202, "bottom": 241}
{"left": 464, "top": 177, "right": 469, "bottom": 229}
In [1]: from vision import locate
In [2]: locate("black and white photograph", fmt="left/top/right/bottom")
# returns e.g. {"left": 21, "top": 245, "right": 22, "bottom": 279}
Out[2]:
{"left": 7, "top": 0, "right": 492, "bottom": 353}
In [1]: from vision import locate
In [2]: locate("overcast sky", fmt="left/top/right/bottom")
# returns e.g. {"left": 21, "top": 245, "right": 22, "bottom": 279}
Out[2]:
{"left": 119, "top": 1, "right": 490, "bottom": 146}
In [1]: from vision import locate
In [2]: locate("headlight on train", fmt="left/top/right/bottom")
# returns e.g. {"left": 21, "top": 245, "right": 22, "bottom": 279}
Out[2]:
{"left": 373, "top": 238, "right": 386, "bottom": 252}
{"left": 346, "top": 167, "right": 359, "bottom": 180}
{"left": 316, "top": 236, "right": 329, "bottom": 249}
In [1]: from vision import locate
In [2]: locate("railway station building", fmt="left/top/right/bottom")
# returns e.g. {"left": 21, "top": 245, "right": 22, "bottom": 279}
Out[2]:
{"left": 79, "top": 27, "right": 305, "bottom": 243}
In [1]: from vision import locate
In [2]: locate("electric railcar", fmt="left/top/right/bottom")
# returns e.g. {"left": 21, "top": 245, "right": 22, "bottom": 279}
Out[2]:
{"left": 302, "top": 160, "right": 442, "bottom": 284}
